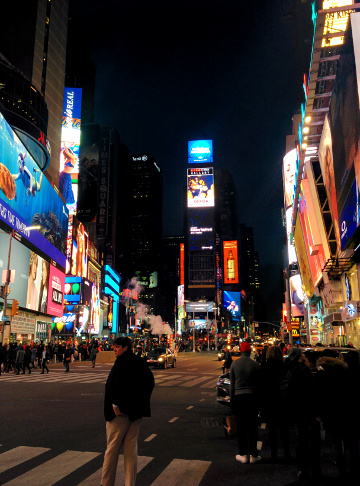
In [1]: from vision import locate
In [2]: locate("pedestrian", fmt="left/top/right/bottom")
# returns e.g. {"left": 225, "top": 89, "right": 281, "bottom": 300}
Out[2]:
{"left": 314, "top": 351, "right": 352, "bottom": 478}
{"left": 261, "top": 345, "right": 290, "bottom": 462}
{"left": 23, "top": 344, "right": 32, "bottom": 374}
{"left": 222, "top": 348, "right": 233, "bottom": 374}
{"left": 63, "top": 344, "right": 72, "bottom": 372}
{"left": 230, "top": 341, "right": 262, "bottom": 464}
{"left": 36, "top": 341, "right": 44, "bottom": 368}
{"left": 30, "top": 345, "right": 37, "bottom": 368}
{"left": 15, "top": 344, "right": 25, "bottom": 375}
{"left": 101, "top": 336, "right": 155, "bottom": 486}
{"left": 285, "top": 347, "right": 321, "bottom": 482}
{"left": 0, "top": 342, "right": 5, "bottom": 375}
{"left": 90, "top": 344, "right": 98, "bottom": 368}
{"left": 40, "top": 345, "right": 50, "bottom": 374}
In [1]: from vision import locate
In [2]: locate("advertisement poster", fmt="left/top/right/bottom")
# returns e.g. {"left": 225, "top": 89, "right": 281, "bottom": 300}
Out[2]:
{"left": 0, "top": 111, "right": 68, "bottom": 267}
{"left": 223, "top": 241, "right": 239, "bottom": 284}
{"left": 46, "top": 262, "right": 65, "bottom": 317}
{"left": 188, "top": 140, "right": 213, "bottom": 164}
{"left": 59, "top": 87, "right": 82, "bottom": 214}
{"left": 223, "top": 290, "right": 241, "bottom": 320}
{"left": 187, "top": 167, "right": 214, "bottom": 208}
{"left": 26, "top": 250, "right": 50, "bottom": 313}
{"left": 0, "top": 235, "right": 29, "bottom": 308}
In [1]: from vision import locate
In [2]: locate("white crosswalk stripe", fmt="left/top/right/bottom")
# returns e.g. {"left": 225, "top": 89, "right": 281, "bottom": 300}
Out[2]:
{"left": 77, "top": 454, "right": 153, "bottom": 485}
{"left": 0, "top": 371, "right": 218, "bottom": 388}
{"left": 1, "top": 449, "right": 100, "bottom": 486}
{"left": 0, "top": 447, "right": 210, "bottom": 486}
{"left": 150, "top": 458, "right": 211, "bottom": 486}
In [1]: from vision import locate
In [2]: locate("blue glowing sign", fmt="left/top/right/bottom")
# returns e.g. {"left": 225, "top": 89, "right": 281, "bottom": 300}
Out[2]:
{"left": 223, "top": 291, "right": 241, "bottom": 320}
{"left": 188, "top": 140, "right": 213, "bottom": 164}
{"left": 340, "top": 180, "right": 359, "bottom": 250}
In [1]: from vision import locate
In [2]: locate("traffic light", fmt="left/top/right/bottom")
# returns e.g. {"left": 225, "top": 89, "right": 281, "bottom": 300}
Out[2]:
{"left": 11, "top": 299, "right": 19, "bottom": 316}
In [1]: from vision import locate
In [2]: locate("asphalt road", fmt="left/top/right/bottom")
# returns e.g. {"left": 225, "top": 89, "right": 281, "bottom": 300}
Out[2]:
{"left": 0, "top": 351, "right": 344, "bottom": 485}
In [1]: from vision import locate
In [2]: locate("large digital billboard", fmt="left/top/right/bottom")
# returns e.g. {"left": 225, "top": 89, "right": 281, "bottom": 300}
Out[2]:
{"left": 223, "top": 291, "right": 241, "bottom": 320}
{"left": 188, "top": 212, "right": 214, "bottom": 250}
{"left": 70, "top": 218, "right": 88, "bottom": 278}
{"left": 283, "top": 148, "right": 297, "bottom": 209}
{"left": 0, "top": 236, "right": 64, "bottom": 316}
{"left": 187, "top": 167, "right": 214, "bottom": 208}
{"left": 188, "top": 140, "right": 213, "bottom": 164}
{"left": 318, "top": 115, "right": 341, "bottom": 252}
{"left": 223, "top": 241, "right": 239, "bottom": 284}
{"left": 339, "top": 179, "right": 360, "bottom": 249}
{"left": 0, "top": 111, "right": 69, "bottom": 267}
{"left": 59, "top": 87, "right": 82, "bottom": 214}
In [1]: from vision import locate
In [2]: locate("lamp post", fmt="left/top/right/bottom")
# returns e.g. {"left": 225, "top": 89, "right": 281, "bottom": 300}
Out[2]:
{"left": 193, "top": 307, "right": 195, "bottom": 353}
{"left": 212, "top": 301, "right": 217, "bottom": 349}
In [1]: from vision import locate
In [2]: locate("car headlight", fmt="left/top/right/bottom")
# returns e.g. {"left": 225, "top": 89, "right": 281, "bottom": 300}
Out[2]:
{"left": 158, "top": 357, "right": 163, "bottom": 362}
{"left": 218, "top": 353, "right": 222, "bottom": 357}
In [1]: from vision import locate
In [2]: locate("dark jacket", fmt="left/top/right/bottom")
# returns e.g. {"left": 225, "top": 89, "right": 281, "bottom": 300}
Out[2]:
{"left": 104, "top": 349, "right": 155, "bottom": 422}
{"left": 230, "top": 353, "right": 261, "bottom": 398}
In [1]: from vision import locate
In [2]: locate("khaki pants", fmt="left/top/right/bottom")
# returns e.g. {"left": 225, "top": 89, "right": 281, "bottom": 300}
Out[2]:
{"left": 101, "top": 416, "right": 142, "bottom": 486}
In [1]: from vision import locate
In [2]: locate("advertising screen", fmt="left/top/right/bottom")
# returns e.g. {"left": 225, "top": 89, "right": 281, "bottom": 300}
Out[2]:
{"left": 46, "top": 261, "right": 65, "bottom": 317}
{"left": 294, "top": 216, "right": 314, "bottom": 298}
{"left": 298, "top": 179, "right": 326, "bottom": 287}
{"left": 180, "top": 243, "right": 185, "bottom": 286}
{"left": 223, "top": 241, "right": 239, "bottom": 284}
{"left": 177, "top": 284, "right": 184, "bottom": 308}
{"left": 59, "top": 87, "right": 82, "bottom": 214}
{"left": 26, "top": 251, "right": 49, "bottom": 312}
{"left": 70, "top": 219, "right": 88, "bottom": 277}
{"left": 188, "top": 140, "right": 213, "bottom": 164}
{"left": 223, "top": 291, "right": 241, "bottom": 320}
{"left": 187, "top": 167, "right": 214, "bottom": 208}
{"left": 188, "top": 211, "right": 214, "bottom": 250}
{"left": 283, "top": 148, "right": 298, "bottom": 209}
{"left": 0, "top": 111, "right": 69, "bottom": 267}
{"left": 318, "top": 115, "right": 341, "bottom": 252}
{"left": 339, "top": 180, "right": 360, "bottom": 248}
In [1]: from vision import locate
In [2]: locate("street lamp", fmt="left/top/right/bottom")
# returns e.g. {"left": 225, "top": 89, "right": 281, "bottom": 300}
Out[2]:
{"left": 1, "top": 226, "right": 41, "bottom": 343}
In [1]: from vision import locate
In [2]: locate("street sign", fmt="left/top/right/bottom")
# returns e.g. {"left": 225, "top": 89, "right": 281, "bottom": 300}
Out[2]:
{"left": 2, "top": 316, "right": 9, "bottom": 321}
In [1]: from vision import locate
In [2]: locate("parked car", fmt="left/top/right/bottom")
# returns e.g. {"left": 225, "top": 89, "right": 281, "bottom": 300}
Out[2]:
{"left": 146, "top": 347, "right": 176, "bottom": 369}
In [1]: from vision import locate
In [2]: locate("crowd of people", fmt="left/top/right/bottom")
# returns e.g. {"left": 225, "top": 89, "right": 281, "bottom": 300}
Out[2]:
{"left": 228, "top": 341, "right": 360, "bottom": 482}
{"left": 0, "top": 339, "right": 105, "bottom": 374}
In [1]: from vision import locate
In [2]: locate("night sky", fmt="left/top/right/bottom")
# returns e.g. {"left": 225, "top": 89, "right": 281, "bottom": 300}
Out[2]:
{"left": 70, "top": 0, "right": 298, "bottom": 320}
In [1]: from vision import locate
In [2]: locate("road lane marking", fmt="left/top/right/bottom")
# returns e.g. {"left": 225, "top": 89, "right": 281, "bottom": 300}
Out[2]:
{"left": 187, "top": 406, "right": 194, "bottom": 409}
{"left": 150, "top": 458, "right": 211, "bottom": 486}
{"left": 0, "top": 446, "right": 50, "bottom": 474}
{"left": 180, "top": 376, "right": 214, "bottom": 387}
{"left": 144, "top": 434, "right": 157, "bottom": 442}
{"left": 77, "top": 455, "right": 153, "bottom": 485}
{"left": 199, "top": 399, "right": 205, "bottom": 402}
{"left": 169, "top": 417, "right": 179, "bottom": 423}
{"left": 2, "top": 450, "right": 100, "bottom": 485}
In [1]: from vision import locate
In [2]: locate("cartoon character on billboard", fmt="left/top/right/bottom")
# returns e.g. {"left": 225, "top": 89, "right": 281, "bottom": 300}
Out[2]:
{"left": 59, "top": 146, "right": 77, "bottom": 206}
{"left": 11, "top": 153, "right": 43, "bottom": 201}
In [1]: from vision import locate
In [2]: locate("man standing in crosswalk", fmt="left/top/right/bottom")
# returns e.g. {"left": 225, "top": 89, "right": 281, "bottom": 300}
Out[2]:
{"left": 101, "top": 337, "right": 155, "bottom": 486}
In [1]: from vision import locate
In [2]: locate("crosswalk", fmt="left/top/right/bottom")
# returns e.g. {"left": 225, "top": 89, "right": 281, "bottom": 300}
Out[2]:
{"left": 0, "top": 446, "right": 211, "bottom": 486}
{"left": 0, "top": 371, "right": 218, "bottom": 388}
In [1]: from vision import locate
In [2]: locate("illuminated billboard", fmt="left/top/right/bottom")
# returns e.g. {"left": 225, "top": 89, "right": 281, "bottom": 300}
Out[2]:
{"left": 294, "top": 216, "right": 314, "bottom": 298}
{"left": 318, "top": 115, "right": 341, "bottom": 252}
{"left": 0, "top": 111, "right": 69, "bottom": 267}
{"left": 283, "top": 148, "right": 298, "bottom": 209}
{"left": 0, "top": 236, "right": 64, "bottom": 316}
{"left": 180, "top": 243, "right": 185, "bottom": 286}
{"left": 70, "top": 219, "right": 88, "bottom": 278}
{"left": 298, "top": 179, "right": 326, "bottom": 286}
{"left": 339, "top": 180, "right": 360, "bottom": 249}
{"left": 188, "top": 140, "right": 213, "bottom": 164}
{"left": 187, "top": 167, "right": 214, "bottom": 208}
{"left": 322, "top": 1, "right": 352, "bottom": 48}
{"left": 188, "top": 212, "right": 214, "bottom": 250}
{"left": 59, "top": 87, "right": 82, "bottom": 214}
{"left": 47, "top": 261, "right": 65, "bottom": 317}
{"left": 223, "top": 241, "right": 239, "bottom": 284}
{"left": 223, "top": 291, "right": 241, "bottom": 320}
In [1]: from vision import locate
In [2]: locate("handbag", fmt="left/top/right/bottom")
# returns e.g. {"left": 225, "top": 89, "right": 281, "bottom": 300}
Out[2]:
{"left": 223, "top": 414, "right": 237, "bottom": 438}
